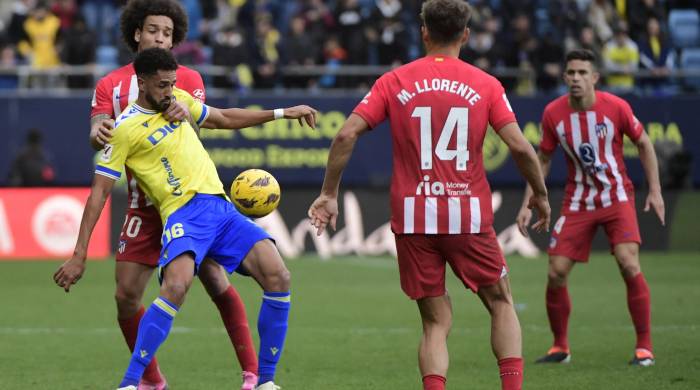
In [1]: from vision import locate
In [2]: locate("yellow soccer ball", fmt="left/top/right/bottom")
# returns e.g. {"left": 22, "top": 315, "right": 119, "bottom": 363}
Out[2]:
{"left": 230, "top": 169, "right": 281, "bottom": 217}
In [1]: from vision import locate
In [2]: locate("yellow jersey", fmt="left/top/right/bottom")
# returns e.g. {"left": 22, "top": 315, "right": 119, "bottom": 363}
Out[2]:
{"left": 95, "top": 88, "right": 226, "bottom": 222}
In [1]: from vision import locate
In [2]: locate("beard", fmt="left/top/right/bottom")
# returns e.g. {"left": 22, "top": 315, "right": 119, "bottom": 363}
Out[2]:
{"left": 146, "top": 93, "right": 172, "bottom": 112}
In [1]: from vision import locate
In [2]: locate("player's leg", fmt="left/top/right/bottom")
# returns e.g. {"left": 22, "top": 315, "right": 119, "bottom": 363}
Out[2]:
{"left": 198, "top": 259, "right": 259, "bottom": 387}
{"left": 119, "top": 253, "right": 196, "bottom": 388}
{"left": 539, "top": 212, "right": 596, "bottom": 363}
{"left": 605, "top": 201, "right": 653, "bottom": 365}
{"left": 613, "top": 242, "right": 653, "bottom": 365}
{"left": 239, "top": 240, "right": 291, "bottom": 389}
{"left": 114, "top": 208, "right": 167, "bottom": 387}
{"left": 477, "top": 277, "right": 523, "bottom": 390}
{"left": 540, "top": 255, "right": 576, "bottom": 362}
{"left": 417, "top": 295, "right": 452, "bottom": 390}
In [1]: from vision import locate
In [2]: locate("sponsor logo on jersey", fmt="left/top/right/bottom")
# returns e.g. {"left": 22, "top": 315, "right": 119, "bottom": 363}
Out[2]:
{"left": 160, "top": 157, "right": 183, "bottom": 196}
{"left": 118, "top": 239, "right": 126, "bottom": 254}
{"left": 415, "top": 175, "right": 471, "bottom": 196}
{"left": 147, "top": 121, "right": 182, "bottom": 146}
{"left": 549, "top": 237, "right": 557, "bottom": 248}
{"left": 193, "top": 89, "right": 205, "bottom": 101}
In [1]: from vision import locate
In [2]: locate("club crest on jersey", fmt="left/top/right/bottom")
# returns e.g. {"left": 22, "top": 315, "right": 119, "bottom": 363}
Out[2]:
{"left": 595, "top": 122, "right": 608, "bottom": 138}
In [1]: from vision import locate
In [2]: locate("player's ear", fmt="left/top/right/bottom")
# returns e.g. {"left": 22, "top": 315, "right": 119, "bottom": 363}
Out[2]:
{"left": 137, "top": 76, "right": 145, "bottom": 92}
{"left": 420, "top": 25, "right": 429, "bottom": 43}
{"left": 134, "top": 28, "right": 141, "bottom": 44}
{"left": 592, "top": 70, "right": 600, "bottom": 85}
{"left": 462, "top": 27, "right": 470, "bottom": 45}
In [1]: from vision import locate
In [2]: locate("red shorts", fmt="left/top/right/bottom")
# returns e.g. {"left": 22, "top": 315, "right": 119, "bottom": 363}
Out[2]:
{"left": 395, "top": 228, "right": 507, "bottom": 299}
{"left": 548, "top": 200, "right": 641, "bottom": 262}
{"left": 115, "top": 206, "right": 163, "bottom": 266}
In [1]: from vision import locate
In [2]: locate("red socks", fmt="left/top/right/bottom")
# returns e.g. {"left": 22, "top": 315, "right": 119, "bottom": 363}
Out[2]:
{"left": 213, "top": 285, "right": 258, "bottom": 374}
{"left": 498, "top": 357, "right": 523, "bottom": 390}
{"left": 422, "top": 374, "right": 446, "bottom": 390}
{"left": 624, "top": 273, "right": 652, "bottom": 351}
{"left": 118, "top": 305, "right": 163, "bottom": 384}
{"left": 546, "top": 286, "right": 571, "bottom": 350}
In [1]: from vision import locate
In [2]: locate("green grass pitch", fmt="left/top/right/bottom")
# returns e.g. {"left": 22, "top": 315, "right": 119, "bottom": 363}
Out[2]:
{"left": 0, "top": 253, "right": 698, "bottom": 389}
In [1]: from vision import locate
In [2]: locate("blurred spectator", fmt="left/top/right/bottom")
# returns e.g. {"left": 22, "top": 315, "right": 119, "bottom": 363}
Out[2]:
{"left": 535, "top": 32, "right": 565, "bottom": 93}
{"left": 18, "top": 1, "right": 61, "bottom": 70}
{"left": 61, "top": 14, "right": 96, "bottom": 89}
{"left": 81, "top": 0, "right": 119, "bottom": 45}
{"left": 173, "top": 40, "right": 207, "bottom": 66}
{"left": 51, "top": 0, "right": 78, "bottom": 31}
{"left": 498, "top": 12, "right": 538, "bottom": 94}
{"left": 298, "top": 0, "right": 335, "bottom": 50}
{"left": 211, "top": 26, "right": 253, "bottom": 89}
{"left": 588, "top": 0, "right": 618, "bottom": 43}
{"left": 603, "top": 22, "right": 640, "bottom": 91}
{"left": 0, "top": 39, "right": 20, "bottom": 89}
{"left": 570, "top": 24, "right": 603, "bottom": 55}
{"left": 627, "top": 0, "right": 665, "bottom": 41}
{"left": 319, "top": 35, "right": 347, "bottom": 88}
{"left": 6, "top": 0, "right": 35, "bottom": 45}
{"left": 251, "top": 13, "right": 280, "bottom": 88}
{"left": 368, "top": 0, "right": 409, "bottom": 65}
{"left": 460, "top": 27, "right": 498, "bottom": 72}
{"left": 281, "top": 16, "right": 317, "bottom": 88}
{"left": 638, "top": 17, "right": 675, "bottom": 92}
{"left": 8, "top": 128, "right": 55, "bottom": 187}
{"left": 334, "top": 0, "right": 368, "bottom": 64}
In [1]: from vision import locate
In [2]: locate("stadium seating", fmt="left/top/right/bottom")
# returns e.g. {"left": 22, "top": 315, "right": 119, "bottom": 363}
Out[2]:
{"left": 669, "top": 9, "right": 700, "bottom": 48}
{"left": 680, "top": 48, "right": 700, "bottom": 90}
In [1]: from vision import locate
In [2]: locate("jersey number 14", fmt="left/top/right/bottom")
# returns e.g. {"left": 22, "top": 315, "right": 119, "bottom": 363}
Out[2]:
{"left": 412, "top": 106, "right": 469, "bottom": 171}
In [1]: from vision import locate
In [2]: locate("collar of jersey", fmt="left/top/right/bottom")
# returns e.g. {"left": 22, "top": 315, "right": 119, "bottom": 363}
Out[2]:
{"left": 133, "top": 103, "right": 157, "bottom": 115}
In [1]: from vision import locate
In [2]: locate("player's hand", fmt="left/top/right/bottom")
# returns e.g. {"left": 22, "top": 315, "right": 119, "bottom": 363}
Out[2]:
{"left": 53, "top": 257, "right": 86, "bottom": 293}
{"left": 308, "top": 194, "right": 338, "bottom": 236}
{"left": 163, "top": 99, "right": 189, "bottom": 122}
{"left": 516, "top": 206, "right": 533, "bottom": 237}
{"left": 528, "top": 193, "right": 551, "bottom": 234}
{"left": 95, "top": 119, "right": 115, "bottom": 147}
{"left": 644, "top": 190, "right": 665, "bottom": 226}
{"left": 283, "top": 105, "right": 318, "bottom": 129}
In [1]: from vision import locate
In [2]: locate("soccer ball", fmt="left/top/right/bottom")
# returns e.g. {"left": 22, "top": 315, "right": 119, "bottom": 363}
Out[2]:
{"left": 230, "top": 169, "right": 281, "bottom": 218}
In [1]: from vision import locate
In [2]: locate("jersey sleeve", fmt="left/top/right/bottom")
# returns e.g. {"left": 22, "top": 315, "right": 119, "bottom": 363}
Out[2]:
{"left": 352, "top": 74, "right": 389, "bottom": 129}
{"left": 619, "top": 100, "right": 643, "bottom": 142}
{"left": 539, "top": 108, "right": 558, "bottom": 155}
{"left": 95, "top": 120, "right": 130, "bottom": 181}
{"left": 179, "top": 69, "right": 206, "bottom": 103}
{"left": 175, "top": 88, "right": 210, "bottom": 127}
{"left": 488, "top": 81, "right": 517, "bottom": 132}
{"left": 91, "top": 77, "right": 113, "bottom": 118}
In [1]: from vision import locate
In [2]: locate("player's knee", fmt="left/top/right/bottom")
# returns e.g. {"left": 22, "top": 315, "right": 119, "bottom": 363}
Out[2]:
{"left": 618, "top": 261, "right": 641, "bottom": 278}
{"left": 161, "top": 281, "right": 189, "bottom": 306}
{"left": 199, "top": 263, "right": 230, "bottom": 297}
{"left": 547, "top": 268, "right": 568, "bottom": 286}
{"left": 114, "top": 283, "right": 143, "bottom": 309}
{"left": 264, "top": 266, "right": 291, "bottom": 292}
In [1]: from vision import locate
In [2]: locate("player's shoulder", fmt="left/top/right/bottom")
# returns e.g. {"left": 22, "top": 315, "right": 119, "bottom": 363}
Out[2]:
{"left": 115, "top": 104, "right": 150, "bottom": 130}
{"left": 597, "top": 90, "right": 630, "bottom": 109}
{"left": 176, "top": 65, "right": 203, "bottom": 80}
{"left": 97, "top": 63, "right": 134, "bottom": 86}
{"left": 543, "top": 94, "right": 570, "bottom": 116}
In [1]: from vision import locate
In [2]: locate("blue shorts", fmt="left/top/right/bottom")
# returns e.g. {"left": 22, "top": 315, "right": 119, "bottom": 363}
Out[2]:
{"left": 158, "top": 194, "right": 271, "bottom": 281}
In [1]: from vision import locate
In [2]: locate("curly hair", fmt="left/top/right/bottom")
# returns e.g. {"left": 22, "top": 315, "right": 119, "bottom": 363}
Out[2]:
{"left": 120, "top": 0, "right": 188, "bottom": 53}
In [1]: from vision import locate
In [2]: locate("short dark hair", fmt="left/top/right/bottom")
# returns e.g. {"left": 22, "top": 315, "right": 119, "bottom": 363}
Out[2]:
{"left": 120, "top": 0, "right": 188, "bottom": 53}
{"left": 134, "top": 48, "right": 178, "bottom": 77}
{"left": 565, "top": 49, "right": 597, "bottom": 66}
{"left": 421, "top": 0, "right": 471, "bottom": 45}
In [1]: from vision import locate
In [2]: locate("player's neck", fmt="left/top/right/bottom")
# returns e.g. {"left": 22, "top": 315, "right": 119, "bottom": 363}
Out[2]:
{"left": 568, "top": 92, "right": 596, "bottom": 111}
{"left": 136, "top": 95, "right": 156, "bottom": 111}
{"left": 425, "top": 44, "right": 461, "bottom": 59}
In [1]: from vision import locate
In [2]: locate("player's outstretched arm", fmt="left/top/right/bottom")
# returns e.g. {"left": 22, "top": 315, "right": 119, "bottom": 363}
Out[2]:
{"left": 635, "top": 131, "right": 665, "bottom": 225}
{"left": 498, "top": 122, "right": 551, "bottom": 234}
{"left": 202, "top": 105, "right": 318, "bottom": 130}
{"left": 53, "top": 174, "right": 115, "bottom": 292}
{"left": 308, "top": 113, "right": 370, "bottom": 236}
{"left": 89, "top": 114, "right": 115, "bottom": 150}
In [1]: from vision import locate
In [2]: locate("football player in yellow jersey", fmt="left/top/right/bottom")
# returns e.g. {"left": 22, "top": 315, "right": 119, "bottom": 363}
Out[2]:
{"left": 54, "top": 48, "right": 316, "bottom": 390}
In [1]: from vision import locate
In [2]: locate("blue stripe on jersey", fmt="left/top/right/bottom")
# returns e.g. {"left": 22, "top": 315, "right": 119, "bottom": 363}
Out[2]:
{"left": 95, "top": 165, "right": 121, "bottom": 180}
{"left": 197, "top": 105, "right": 209, "bottom": 126}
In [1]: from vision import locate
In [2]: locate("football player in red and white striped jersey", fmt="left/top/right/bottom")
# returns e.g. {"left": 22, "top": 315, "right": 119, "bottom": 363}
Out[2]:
{"left": 517, "top": 49, "right": 665, "bottom": 367}
{"left": 309, "top": 1, "right": 550, "bottom": 389}
{"left": 83, "top": 1, "right": 258, "bottom": 388}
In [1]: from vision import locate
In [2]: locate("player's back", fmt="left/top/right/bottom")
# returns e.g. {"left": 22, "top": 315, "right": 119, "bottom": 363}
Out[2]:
{"left": 354, "top": 55, "right": 516, "bottom": 234}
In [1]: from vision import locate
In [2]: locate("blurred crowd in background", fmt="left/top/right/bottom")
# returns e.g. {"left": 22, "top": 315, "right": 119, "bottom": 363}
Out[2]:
{"left": 0, "top": 0, "right": 699, "bottom": 94}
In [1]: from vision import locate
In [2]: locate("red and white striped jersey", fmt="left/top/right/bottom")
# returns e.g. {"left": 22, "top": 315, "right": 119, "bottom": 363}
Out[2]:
{"left": 91, "top": 63, "right": 205, "bottom": 209}
{"left": 540, "top": 91, "right": 643, "bottom": 212}
{"left": 353, "top": 55, "right": 516, "bottom": 234}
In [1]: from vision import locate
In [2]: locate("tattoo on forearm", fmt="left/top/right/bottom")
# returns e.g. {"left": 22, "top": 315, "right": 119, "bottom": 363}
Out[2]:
{"left": 90, "top": 114, "right": 111, "bottom": 131}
